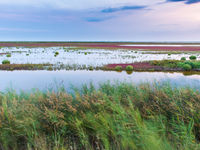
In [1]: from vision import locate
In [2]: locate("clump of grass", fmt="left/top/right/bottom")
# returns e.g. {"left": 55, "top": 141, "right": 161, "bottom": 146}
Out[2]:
{"left": 6, "top": 54, "right": 11, "bottom": 57}
{"left": 0, "top": 82, "right": 200, "bottom": 150}
{"left": 125, "top": 65, "right": 134, "bottom": 71}
{"left": 2, "top": 60, "right": 10, "bottom": 64}
{"left": 47, "top": 66, "right": 53, "bottom": 71}
{"left": 168, "top": 53, "right": 171, "bottom": 56}
{"left": 151, "top": 60, "right": 200, "bottom": 71}
{"left": 84, "top": 52, "right": 88, "bottom": 55}
{"left": 181, "top": 57, "right": 186, "bottom": 61}
{"left": 54, "top": 51, "right": 59, "bottom": 57}
{"left": 26, "top": 54, "right": 29, "bottom": 56}
{"left": 115, "top": 65, "right": 122, "bottom": 71}
{"left": 182, "top": 64, "right": 192, "bottom": 71}
{"left": 88, "top": 66, "right": 93, "bottom": 71}
{"left": 189, "top": 55, "right": 197, "bottom": 60}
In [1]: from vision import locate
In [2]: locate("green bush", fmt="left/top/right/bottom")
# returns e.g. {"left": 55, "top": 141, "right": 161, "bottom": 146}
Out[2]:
{"left": 182, "top": 64, "right": 192, "bottom": 71}
{"left": 115, "top": 65, "right": 122, "bottom": 71}
{"left": 125, "top": 65, "right": 134, "bottom": 71}
{"left": 189, "top": 55, "right": 197, "bottom": 60}
{"left": 89, "top": 66, "right": 93, "bottom": 71}
{"left": 55, "top": 52, "right": 59, "bottom": 55}
{"left": 181, "top": 57, "right": 186, "bottom": 61}
{"left": 184, "top": 61, "right": 195, "bottom": 69}
{"left": 6, "top": 54, "right": 11, "bottom": 57}
{"left": 192, "top": 61, "right": 200, "bottom": 69}
{"left": 177, "top": 62, "right": 185, "bottom": 68}
{"left": 2, "top": 60, "right": 10, "bottom": 64}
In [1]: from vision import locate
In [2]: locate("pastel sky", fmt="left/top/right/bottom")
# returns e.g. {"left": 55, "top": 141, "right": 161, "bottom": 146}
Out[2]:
{"left": 1, "top": 0, "right": 200, "bottom": 41}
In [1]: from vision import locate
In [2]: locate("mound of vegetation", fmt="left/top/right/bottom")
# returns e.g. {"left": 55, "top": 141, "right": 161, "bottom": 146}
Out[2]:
{"left": 189, "top": 55, "right": 197, "bottom": 60}
{"left": 151, "top": 60, "right": 200, "bottom": 71}
{"left": 0, "top": 82, "right": 200, "bottom": 150}
{"left": 2, "top": 60, "right": 10, "bottom": 64}
{"left": 0, "top": 64, "right": 52, "bottom": 70}
{"left": 115, "top": 65, "right": 122, "bottom": 71}
{"left": 125, "top": 65, "right": 134, "bottom": 71}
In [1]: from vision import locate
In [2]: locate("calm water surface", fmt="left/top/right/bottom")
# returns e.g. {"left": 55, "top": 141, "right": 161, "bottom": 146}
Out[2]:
{"left": 0, "top": 70, "right": 200, "bottom": 92}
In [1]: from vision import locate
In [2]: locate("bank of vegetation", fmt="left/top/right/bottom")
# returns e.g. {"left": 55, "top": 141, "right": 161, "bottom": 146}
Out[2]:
{"left": 0, "top": 82, "right": 200, "bottom": 149}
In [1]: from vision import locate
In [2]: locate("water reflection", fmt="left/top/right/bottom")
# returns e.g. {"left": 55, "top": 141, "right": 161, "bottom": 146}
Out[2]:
{"left": 0, "top": 70, "right": 199, "bottom": 92}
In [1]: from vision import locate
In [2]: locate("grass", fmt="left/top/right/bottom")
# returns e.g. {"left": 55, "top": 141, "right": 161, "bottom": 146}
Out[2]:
{"left": 2, "top": 60, "right": 10, "bottom": 64}
{"left": 0, "top": 64, "right": 52, "bottom": 70}
{"left": 115, "top": 65, "right": 122, "bottom": 71}
{"left": 151, "top": 60, "right": 200, "bottom": 71}
{"left": 189, "top": 55, "right": 197, "bottom": 60}
{"left": 125, "top": 65, "right": 134, "bottom": 71}
{"left": 181, "top": 57, "right": 186, "bottom": 61}
{"left": 0, "top": 82, "right": 200, "bottom": 150}
{"left": 6, "top": 54, "right": 11, "bottom": 57}
{"left": 54, "top": 51, "right": 59, "bottom": 57}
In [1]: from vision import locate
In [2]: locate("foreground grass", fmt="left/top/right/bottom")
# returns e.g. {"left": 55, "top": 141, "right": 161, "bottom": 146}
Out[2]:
{"left": 0, "top": 82, "right": 200, "bottom": 150}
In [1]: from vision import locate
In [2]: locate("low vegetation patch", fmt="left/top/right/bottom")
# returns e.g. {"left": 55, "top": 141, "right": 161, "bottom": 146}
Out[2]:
{"left": 2, "top": 60, "right": 10, "bottom": 64}
{"left": 105, "top": 60, "right": 200, "bottom": 72}
{"left": 115, "top": 65, "right": 122, "bottom": 71}
{"left": 189, "top": 55, "right": 197, "bottom": 60}
{"left": 54, "top": 51, "right": 59, "bottom": 57}
{"left": 0, "top": 64, "right": 52, "bottom": 70}
{"left": 6, "top": 54, "right": 11, "bottom": 57}
{"left": 0, "top": 82, "right": 200, "bottom": 150}
{"left": 181, "top": 57, "right": 186, "bottom": 61}
{"left": 151, "top": 60, "right": 200, "bottom": 71}
{"left": 125, "top": 65, "right": 134, "bottom": 71}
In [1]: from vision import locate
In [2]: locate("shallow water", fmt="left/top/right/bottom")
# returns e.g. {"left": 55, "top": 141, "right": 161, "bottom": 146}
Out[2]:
{"left": 121, "top": 44, "right": 200, "bottom": 47}
{"left": 0, "top": 47, "right": 198, "bottom": 67}
{"left": 1, "top": 70, "right": 200, "bottom": 92}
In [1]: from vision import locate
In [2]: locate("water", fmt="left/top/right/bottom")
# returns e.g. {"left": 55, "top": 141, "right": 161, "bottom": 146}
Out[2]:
{"left": 0, "top": 47, "right": 199, "bottom": 92}
{"left": 121, "top": 44, "right": 200, "bottom": 47}
{"left": 0, "top": 47, "right": 198, "bottom": 67}
{"left": 1, "top": 70, "right": 200, "bottom": 92}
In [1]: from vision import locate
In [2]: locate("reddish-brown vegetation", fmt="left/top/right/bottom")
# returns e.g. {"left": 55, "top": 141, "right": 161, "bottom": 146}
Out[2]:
{"left": 105, "top": 62, "right": 163, "bottom": 71}
{"left": 0, "top": 42, "right": 200, "bottom": 51}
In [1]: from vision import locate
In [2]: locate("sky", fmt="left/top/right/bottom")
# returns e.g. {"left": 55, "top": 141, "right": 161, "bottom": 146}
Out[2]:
{"left": 0, "top": 0, "right": 200, "bottom": 41}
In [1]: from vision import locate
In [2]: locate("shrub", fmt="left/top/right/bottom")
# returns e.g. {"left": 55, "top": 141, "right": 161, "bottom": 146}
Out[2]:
{"left": 189, "top": 55, "right": 197, "bottom": 60}
{"left": 125, "top": 65, "right": 134, "bottom": 71}
{"left": 55, "top": 52, "right": 59, "bottom": 55}
{"left": 115, "top": 65, "right": 122, "bottom": 71}
{"left": 89, "top": 66, "right": 93, "bottom": 71}
{"left": 177, "top": 62, "right": 185, "bottom": 68}
{"left": 181, "top": 57, "right": 186, "bottom": 61}
{"left": 182, "top": 64, "right": 192, "bottom": 71}
{"left": 47, "top": 66, "right": 53, "bottom": 71}
{"left": 192, "top": 61, "right": 200, "bottom": 69}
{"left": 6, "top": 54, "right": 11, "bottom": 57}
{"left": 184, "top": 61, "right": 195, "bottom": 69}
{"left": 2, "top": 60, "right": 10, "bottom": 64}
{"left": 168, "top": 53, "right": 171, "bottom": 56}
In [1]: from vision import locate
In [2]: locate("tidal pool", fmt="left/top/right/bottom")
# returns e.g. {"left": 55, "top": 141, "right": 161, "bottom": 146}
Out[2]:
{"left": 0, "top": 47, "right": 198, "bottom": 67}
{"left": 1, "top": 70, "right": 200, "bottom": 92}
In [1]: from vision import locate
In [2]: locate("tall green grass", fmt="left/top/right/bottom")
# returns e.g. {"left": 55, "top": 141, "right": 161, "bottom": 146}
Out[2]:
{"left": 0, "top": 82, "right": 200, "bottom": 150}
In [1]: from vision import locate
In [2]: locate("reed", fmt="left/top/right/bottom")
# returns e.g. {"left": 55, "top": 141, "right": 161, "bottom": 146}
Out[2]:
{"left": 0, "top": 82, "right": 200, "bottom": 150}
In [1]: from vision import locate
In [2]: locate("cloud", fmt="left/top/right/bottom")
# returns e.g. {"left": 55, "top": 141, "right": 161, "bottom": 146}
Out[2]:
{"left": 101, "top": 5, "right": 146, "bottom": 13}
{"left": 85, "top": 16, "right": 113, "bottom": 22}
{"left": 0, "top": 0, "right": 162, "bottom": 10}
{"left": 167, "top": 0, "right": 200, "bottom": 4}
